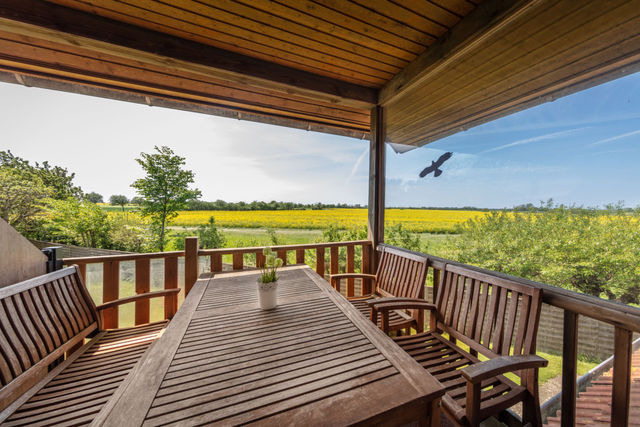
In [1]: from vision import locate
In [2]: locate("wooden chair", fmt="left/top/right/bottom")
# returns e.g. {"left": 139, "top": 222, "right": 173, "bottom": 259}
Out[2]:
{"left": 369, "top": 263, "right": 548, "bottom": 426}
{"left": 0, "top": 265, "right": 179, "bottom": 425}
{"left": 331, "top": 244, "right": 429, "bottom": 333}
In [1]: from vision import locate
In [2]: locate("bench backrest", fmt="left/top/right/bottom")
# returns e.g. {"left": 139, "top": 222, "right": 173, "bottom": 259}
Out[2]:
{"left": 435, "top": 264, "right": 542, "bottom": 360}
{"left": 0, "top": 266, "right": 99, "bottom": 411}
{"left": 375, "top": 245, "right": 428, "bottom": 299}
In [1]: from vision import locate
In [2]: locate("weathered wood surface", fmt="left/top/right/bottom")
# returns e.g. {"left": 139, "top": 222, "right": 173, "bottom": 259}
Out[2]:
{"left": 96, "top": 265, "right": 444, "bottom": 426}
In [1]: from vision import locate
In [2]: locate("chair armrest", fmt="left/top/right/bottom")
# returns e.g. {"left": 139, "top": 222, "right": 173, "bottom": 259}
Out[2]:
{"left": 461, "top": 355, "right": 548, "bottom": 384}
{"left": 96, "top": 288, "right": 180, "bottom": 311}
{"left": 367, "top": 297, "right": 437, "bottom": 312}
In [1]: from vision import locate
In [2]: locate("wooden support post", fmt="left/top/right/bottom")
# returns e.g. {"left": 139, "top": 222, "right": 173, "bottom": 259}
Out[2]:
{"left": 256, "top": 252, "right": 265, "bottom": 268}
{"left": 612, "top": 326, "right": 633, "bottom": 426}
{"left": 561, "top": 310, "right": 578, "bottom": 427}
{"left": 368, "top": 105, "right": 385, "bottom": 269}
{"left": 296, "top": 249, "right": 305, "bottom": 264}
{"left": 134, "top": 258, "right": 150, "bottom": 325}
{"left": 164, "top": 256, "right": 178, "bottom": 319}
{"left": 77, "top": 263, "right": 86, "bottom": 283}
{"left": 103, "top": 260, "right": 119, "bottom": 329}
{"left": 184, "top": 237, "right": 199, "bottom": 295}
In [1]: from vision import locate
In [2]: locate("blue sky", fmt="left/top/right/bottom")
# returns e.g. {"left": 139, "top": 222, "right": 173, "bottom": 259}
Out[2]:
{"left": 1, "top": 71, "right": 639, "bottom": 208}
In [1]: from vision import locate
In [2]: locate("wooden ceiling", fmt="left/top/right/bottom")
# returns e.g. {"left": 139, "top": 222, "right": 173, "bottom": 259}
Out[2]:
{"left": 0, "top": 0, "right": 638, "bottom": 147}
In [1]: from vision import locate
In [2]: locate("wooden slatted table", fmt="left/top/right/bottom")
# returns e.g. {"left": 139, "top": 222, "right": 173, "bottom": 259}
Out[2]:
{"left": 94, "top": 265, "right": 444, "bottom": 426}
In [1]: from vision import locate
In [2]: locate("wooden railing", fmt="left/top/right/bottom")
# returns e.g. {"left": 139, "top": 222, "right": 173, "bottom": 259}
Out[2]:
{"left": 417, "top": 250, "right": 640, "bottom": 427}
{"left": 63, "top": 238, "right": 374, "bottom": 329}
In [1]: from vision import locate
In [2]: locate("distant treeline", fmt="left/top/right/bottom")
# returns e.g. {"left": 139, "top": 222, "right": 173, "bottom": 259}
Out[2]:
{"left": 185, "top": 200, "right": 364, "bottom": 211}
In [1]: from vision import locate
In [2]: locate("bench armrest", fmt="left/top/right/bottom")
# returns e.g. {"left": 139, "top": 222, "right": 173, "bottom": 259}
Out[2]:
{"left": 366, "top": 297, "right": 436, "bottom": 333}
{"left": 96, "top": 288, "right": 181, "bottom": 311}
{"left": 461, "top": 355, "right": 548, "bottom": 384}
{"left": 367, "top": 297, "right": 436, "bottom": 312}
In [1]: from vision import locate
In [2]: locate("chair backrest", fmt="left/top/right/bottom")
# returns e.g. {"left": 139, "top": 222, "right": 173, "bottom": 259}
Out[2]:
{"left": 435, "top": 264, "right": 542, "bottom": 360}
{"left": 375, "top": 245, "right": 429, "bottom": 299}
{"left": 0, "top": 266, "right": 99, "bottom": 411}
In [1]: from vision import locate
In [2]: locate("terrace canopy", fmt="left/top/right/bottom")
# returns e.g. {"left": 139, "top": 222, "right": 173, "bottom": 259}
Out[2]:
{"left": 0, "top": 0, "right": 639, "bottom": 245}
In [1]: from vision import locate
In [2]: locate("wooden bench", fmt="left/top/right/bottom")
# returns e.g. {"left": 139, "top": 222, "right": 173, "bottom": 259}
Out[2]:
{"left": 330, "top": 244, "right": 429, "bottom": 334}
{"left": 369, "top": 263, "right": 548, "bottom": 426}
{"left": 0, "top": 265, "right": 179, "bottom": 425}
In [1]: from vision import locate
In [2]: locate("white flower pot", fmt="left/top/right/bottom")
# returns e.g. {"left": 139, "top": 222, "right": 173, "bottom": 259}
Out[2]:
{"left": 258, "top": 280, "right": 278, "bottom": 310}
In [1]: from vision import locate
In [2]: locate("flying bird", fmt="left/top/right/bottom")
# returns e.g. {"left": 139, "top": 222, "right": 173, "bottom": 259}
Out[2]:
{"left": 419, "top": 152, "right": 453, "bottom": 178}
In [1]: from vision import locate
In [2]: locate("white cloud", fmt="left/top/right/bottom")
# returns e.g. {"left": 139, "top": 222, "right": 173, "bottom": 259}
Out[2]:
{"left": 479, "top": 128, "right": 585, "bottom": 154}
{"left": 589, "top": 129, "right": 640, "bottom": 146}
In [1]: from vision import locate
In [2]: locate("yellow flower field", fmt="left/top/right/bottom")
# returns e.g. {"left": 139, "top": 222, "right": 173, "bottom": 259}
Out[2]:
{"left": 173, "top": 209, "right": 489, "bottom": 233}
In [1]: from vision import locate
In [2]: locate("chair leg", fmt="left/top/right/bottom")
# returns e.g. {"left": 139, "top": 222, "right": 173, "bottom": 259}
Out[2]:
{"left": 522, "top": 369, "right": 543, "bottom": 427}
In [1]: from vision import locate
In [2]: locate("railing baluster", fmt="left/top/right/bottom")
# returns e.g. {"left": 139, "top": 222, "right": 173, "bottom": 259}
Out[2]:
{"left": 612, "top": 326, "right": 632, "bottom": 426}
{"left": 164, "top": 256, "right": 178, "bottom": 319}
{"left": 296, "top": 249, "right": 305, "bottom": 264}
{"left": 362, "top": 243, "right": 371, "bottom": 295}
{"left": 103, "top": 260, "right": 119, "bottom": 329}
{"left": 561, "top": 310, "right": 578, "bottom": 426}
{"left": 256, "top": 251, "right": 265, "bottom": 268}
{"left": 184, "top": 237, "right": 199, "bottom": 295}
{"left": 210, "top": 253, "right": 222, "bottom": 272}
{"left": 77, "top": 263, "right": 87, "bottom": 283}
{"left": 346, "top": 244, "right": 355, "bottom": 297}
{"left": 233, "top": 253, "right": 243, "bottom": 270}
{"left": 330, "top": 246, "right": 339, "bottom": 279}
{"left": 135, "top": 258, "right": 150, "bottom": 325}
{"left": 316, "top": 247, "right": 325, "bottom": 278}
{"left": 277, "top": 250, "right": 287, "bottom": 266}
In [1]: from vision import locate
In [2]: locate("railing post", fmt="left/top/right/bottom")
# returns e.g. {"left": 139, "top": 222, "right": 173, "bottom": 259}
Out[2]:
{"left": 184, "top": 237, "right": 199, "bottom": 295}
{"left": 612, "top": 326, "right": 632, "bottom": 426}
{"left": 561, "top": 310, "right": 578, "bottom": 426}
{"left": 164, "top": 256, "right": 178, "bottom": 319}
{"left": 103, "top": 260, "right": 119, "bottom": 329}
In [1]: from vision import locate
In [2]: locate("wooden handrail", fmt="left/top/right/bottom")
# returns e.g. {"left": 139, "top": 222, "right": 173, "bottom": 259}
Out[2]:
{"left": 62, "top": 250, "right": 185, "bottom": 264}
{"left": 197, "top": 240, "right": 372, "bottom": 255}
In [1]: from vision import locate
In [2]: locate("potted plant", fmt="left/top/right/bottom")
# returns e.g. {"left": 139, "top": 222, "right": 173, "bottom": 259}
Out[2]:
{"left": 258, "top": 247, "right": 283, "bottom": 310}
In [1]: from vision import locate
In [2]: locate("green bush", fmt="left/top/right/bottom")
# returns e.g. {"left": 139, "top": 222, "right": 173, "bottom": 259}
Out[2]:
{"left": 442, "top": 205, "right": 640, "bottom": 304}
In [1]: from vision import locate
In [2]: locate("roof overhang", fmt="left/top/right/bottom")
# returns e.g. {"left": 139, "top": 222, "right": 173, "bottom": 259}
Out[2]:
{"left": 0, "top": 0, "right": 638, "bottom": 147}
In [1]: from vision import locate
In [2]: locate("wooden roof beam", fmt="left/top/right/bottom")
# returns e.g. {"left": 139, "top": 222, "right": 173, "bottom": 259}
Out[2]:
{"left": 379, "top": 0, "right": 538, "bottom": 106}
{"left": 0, "top": 0, "right": 377, "bottom": 109}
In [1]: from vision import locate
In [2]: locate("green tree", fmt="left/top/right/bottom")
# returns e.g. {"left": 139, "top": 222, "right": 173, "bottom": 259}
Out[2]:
{"left": 85, "top": 192, "right": 103, "bottom": 203}
{"left": 0, "top": 150, "right": 82, "bottom": 200}
{"left": 197, "top": 216, "right": 226, "bottom": 249}
{"left": 45, "top": 198, "right": 112, "bottom": 248}
{"left": 109, "top": 194, "right": 129, "bottom": 212}
{"left": 0, "top": 167, "right": 51, "bottom": 231}
{"left": 131, "top": 146, "right": 201, "bottom": 251}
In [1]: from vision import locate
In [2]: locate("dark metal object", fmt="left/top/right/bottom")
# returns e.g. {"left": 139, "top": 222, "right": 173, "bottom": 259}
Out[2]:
{"left": 42, "top": 246, "right": 63, "bottom": 272}
{"left": 419, "top": 151, "right": 453, "bottom": 178}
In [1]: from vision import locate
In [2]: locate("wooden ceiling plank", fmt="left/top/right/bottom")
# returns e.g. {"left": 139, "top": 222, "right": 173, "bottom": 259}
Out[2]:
{"left": 395, "top": 0, "right": 462, "bottom": 26}
{"left": 386, "top": 0, "right": 638, "bottom": 131}
{"left": 387, "top": 29, "right": 640, "bottom": 145}
{"left": 427, "top": 0, "right": 475, "bottom": 17}
{"left": 0, "top": 0, "right": 378, "bottom": 108}
{"left": 119, "top": 0, "right": 399, "bottom": 78}
{"left": 385, "top": 0, "right": 588, "bottom": 123}
{"left": 379, "top": 0, "right": 539, "bottom": 106}
{"left": 51, "top": 0, "right": 390, "bottom": 85}
{"left": 234, "top": 0, "right": 417, "bottom": 61}
{"left": 0, "top": 32, "right": 370, "bottom": 126}
{"left": 351, "top": 0, "right": 449, "bottom": 37}
{"left": 181, "top": 0, "right": 409, "bottom": 71}
{"left": 310, "top": 0, "right": 436, "bottom": 49}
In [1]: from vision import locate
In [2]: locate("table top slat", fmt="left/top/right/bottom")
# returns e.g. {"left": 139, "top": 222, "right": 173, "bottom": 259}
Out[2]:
{"left": 95, "top": 265, "right": 444, "bottom": 426}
